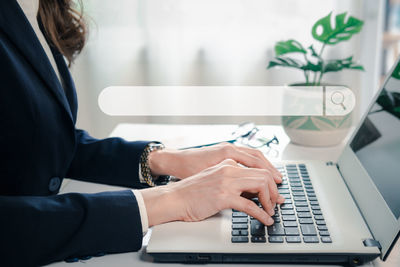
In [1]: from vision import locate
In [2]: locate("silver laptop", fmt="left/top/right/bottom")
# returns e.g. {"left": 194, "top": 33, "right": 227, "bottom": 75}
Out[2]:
{"left": 146, "top": 58, "right": 400, "bottom": 266}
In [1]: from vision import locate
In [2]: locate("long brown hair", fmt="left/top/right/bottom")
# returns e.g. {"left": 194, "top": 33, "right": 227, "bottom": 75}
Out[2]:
{"left": 38, "top": 0, "right": 87, "bottom": 66}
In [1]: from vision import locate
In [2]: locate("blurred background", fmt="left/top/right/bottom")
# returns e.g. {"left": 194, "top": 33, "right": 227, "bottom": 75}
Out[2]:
{"left": 70, "top": 0, "right": 398, "bottom": 139}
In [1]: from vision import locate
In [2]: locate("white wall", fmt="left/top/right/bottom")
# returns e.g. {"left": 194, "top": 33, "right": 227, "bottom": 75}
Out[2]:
{"left": 71, "top": 0, "right": 383, "bottom": 138}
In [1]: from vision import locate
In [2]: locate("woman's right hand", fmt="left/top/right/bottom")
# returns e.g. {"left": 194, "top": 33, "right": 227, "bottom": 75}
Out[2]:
{"left": 140, "top": 159, "right": 285, "bottom": 227}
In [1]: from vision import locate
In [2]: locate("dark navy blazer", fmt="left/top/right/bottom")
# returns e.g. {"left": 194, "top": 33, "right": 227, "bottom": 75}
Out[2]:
{"left": 0, "top": 1, "right": 151, "bottom": 266}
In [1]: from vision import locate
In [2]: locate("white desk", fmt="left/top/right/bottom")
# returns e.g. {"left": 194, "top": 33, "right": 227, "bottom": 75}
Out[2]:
{"left": 50, "top": 124, "right": 399, "bottom": 267}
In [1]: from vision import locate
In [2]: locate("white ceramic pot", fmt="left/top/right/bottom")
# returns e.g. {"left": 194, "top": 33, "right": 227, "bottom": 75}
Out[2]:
{"left": 282, "top": 84, "right": 352, "bottom": 147}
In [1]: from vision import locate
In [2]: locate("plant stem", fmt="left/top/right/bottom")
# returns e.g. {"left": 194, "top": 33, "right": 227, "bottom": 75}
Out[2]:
{"left": 313, "top": 43, "right": 327, "bottom": 85}
{"left": 304, "top": 71, "right": 309, "bottom": 84}
{"left": 303, "top": 53, "right": 310, "bottom": 84}
{"left": 317, "top": 72, "right": 324, "bottom": 85}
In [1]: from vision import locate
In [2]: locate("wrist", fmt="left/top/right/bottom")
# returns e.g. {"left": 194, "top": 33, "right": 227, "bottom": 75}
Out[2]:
{"left": 140, "top": 185, "right": 182, "bottom": 227}
{"left": 148, "top": 148, "right": 178, "bottom": 177}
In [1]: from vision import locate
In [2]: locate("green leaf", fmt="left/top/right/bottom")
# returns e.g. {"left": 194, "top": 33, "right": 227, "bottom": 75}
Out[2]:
{"left": 308, "top": 45, "right": 321, "bottom": 60}
{"left": 267, "top": 56, "right": 303, "bottom": 70}
{"left": 274, "top": 39, "right": 306, "bottom": 56}
{"left": 311, "top": 12, "right": 364, "bottom": 45}
{"left": 301, "top": 61, "right": 322, "bottom": 72}
{"left": 322, "top": 56, "right": 364, "bottom": 73}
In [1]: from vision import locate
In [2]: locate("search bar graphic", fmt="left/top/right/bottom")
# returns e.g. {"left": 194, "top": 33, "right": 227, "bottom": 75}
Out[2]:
{"left": 98, "top": 86, "right": 355, "bottom": 116}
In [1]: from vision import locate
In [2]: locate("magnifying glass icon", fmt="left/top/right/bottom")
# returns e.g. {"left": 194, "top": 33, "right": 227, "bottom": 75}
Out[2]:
{"left": 330, "top": 91, "right": 346, "bottom": 110}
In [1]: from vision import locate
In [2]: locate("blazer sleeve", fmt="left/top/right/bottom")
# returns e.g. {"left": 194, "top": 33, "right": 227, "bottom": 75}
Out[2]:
{"left": 66, "top": 129, "right": 152, "bottom": 189}
{"left": 0, "top": 190, "right": 143, "bottom": 266}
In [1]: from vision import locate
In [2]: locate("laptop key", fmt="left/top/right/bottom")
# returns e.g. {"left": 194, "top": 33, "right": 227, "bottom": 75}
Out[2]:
{"left": 313, "top": 210, "right": 323, "bottom": 215}
{"left": 278, "top": 189, "right": 290, "bottom": 194}
{"left": 295, "top": 202, "right": 308, "bottom": 207}
{"left": 304, "top": 236, "right": 319, "bottom": 243}
{"left": 232, "top": 218, "right": 248, "bottom": 224}
{"left": 300, "top": 224, "right": 317, "bottom": 236}
{"left": 251, "top": 220, "right": 265, "bottom": 236}
{"left": 267, "top": 223, "right": 285, "bottom": 236}
{"left": 283, "top": 221, "right": 298, "bottom": 227}
{"left": 321, "top": 236, "right": 332, "bottom": 243}
{"left": 292, "top": 191, "right": 305, "bottom": 196}
{"left": 231, "top": 236, "right": 249, "bottom": 243}
{"left": 286, "top": 236, "right": 302, "bottom": 243}
{"left": 251, "top": 236, "right": 266, "bottom": 243}
{"left": 316, "top": 220, "right": 326, "bottom": 225}
{"left": 285, "top": 227, "right": 300, "bottom": 236}
{"left": 310, "top": 201, "right": 319, "bottom": 206}
{"left": 319, "top": 231, "right": 330, "bottom": 236}
{"left": 232, "top": 224, "right": 248, "bottom": 230}
{"left": 290, "top": 183, "right": 302, "bottom": 187}
{"left": 281, "top": 210, "right": 295, "bottom": 215}
{"left": 297, "top": 212, "right": 311, "bottom": 218}
{"left": 268, "top": 236, "right": 284, "bottom": 243}
{"left": 308, "top": 197, "right": 318, "bottom": 201}
{"left": 296, "top": 207, "right": 310, "bottom": 212}
{"left": 280, "top": 204, "right": 294, "bottom": 210}
{"left": 284, "top": 199, "right": 293, "bottom": 204}
{"left": 317, "top": 225, "right": 328, "bottom": 231}
{"left": 314, "top": 215, "right": 324, "bottom": 220}
{"left": 307, "top": 193, "right": 316, "bottom": 197}
{"left": 232, "top": 230, "right": 248, "bottom": 236}
{"left": 232, "top": 212, "right": 248, "bottom": 217}
{"left": 273, "top": 217, "right": 281, "bottom": 223}
{"left": 294, "top": 196, "right": 307, "bottom": 201}
{"left": 299, "top": 218, "right": 313, "bottom": 224}
{"left": 311, "top": 205, "right": 320, "bottom": 210}
{"left": 291, "top": 187, "right": 304, "bottom": 192}
{"left": 282, "top": 215, "right": 296, "bottom": 221}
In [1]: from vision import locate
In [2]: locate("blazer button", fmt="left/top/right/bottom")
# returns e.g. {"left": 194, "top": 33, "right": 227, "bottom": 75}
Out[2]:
{"left": 49, "top": 177, "right": 61, "bottom": 192}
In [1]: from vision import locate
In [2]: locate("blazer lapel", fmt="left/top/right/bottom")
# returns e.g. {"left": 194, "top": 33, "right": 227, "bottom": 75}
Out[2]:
{"left": 51, "top": 48, "right": 78, "bottom": 123}
{"left": 0, "top": 0, "right": 73, "bottom": 122}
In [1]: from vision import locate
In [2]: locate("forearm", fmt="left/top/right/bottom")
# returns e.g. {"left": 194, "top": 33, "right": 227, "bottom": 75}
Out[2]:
{"left": 67, "top": 129, "right": 151, "bottom": 188}
{"left": 0, "top": 190, "right": 144, "bottom": 266}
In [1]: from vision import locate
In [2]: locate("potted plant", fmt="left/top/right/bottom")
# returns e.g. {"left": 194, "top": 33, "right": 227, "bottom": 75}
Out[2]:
{"left": 267, "top": 12, "right": 364, "bottom": 146}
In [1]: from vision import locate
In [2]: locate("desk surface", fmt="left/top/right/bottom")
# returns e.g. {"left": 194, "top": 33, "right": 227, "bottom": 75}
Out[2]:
{"left": 50, "top": 124, "right": 399, "bottom": 267}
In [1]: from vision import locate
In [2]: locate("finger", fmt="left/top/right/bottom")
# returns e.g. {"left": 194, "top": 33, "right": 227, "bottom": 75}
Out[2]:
{"left": 266, "top": 176, "right": 279, "bottom": 206}
{"left": 233, "top": 146, "right": 282, "bottom": 183}
{"left": 229, "top": 196, "right": 274, "bottom": 226}
{"left": 218, "top": 158, "right": 239, "bottom": 167}
{"left": 236, "top": 146, "right": 282, "bottom": 182}
{"left": 227, "top": 168, "right": 283, "bottom": 204}
{"left": 230, "top": 176, "right": 275, "bottom": 216}
{"left": 226, "top": 167, "right": 285, "bottom": 205}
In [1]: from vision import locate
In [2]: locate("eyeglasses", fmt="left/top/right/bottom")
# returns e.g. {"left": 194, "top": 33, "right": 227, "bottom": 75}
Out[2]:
{"left": 182, "top": 122, "right": 279, "bottom": 150}
{"left": 233, "top": 122, "right": 279, "bottom": 148}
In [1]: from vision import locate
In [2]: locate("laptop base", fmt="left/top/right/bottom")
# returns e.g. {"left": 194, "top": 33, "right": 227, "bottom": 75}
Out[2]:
{"left": 150, "top": 252, "right": 379, "bottom": 266}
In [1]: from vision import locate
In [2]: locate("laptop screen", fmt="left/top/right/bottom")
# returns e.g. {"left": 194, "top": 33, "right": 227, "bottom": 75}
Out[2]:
{"left": 350, "top": 61, "right": 400, "bottom": 220}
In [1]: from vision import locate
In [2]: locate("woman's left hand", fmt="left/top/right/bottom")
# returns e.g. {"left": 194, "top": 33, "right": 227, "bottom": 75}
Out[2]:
{"left": 148, "top": 143, "right": 282, "bottom": 183}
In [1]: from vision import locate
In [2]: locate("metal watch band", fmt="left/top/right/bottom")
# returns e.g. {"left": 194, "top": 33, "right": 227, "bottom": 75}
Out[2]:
{"left": 139, "top": 142, "right": 166, "bottom": 187}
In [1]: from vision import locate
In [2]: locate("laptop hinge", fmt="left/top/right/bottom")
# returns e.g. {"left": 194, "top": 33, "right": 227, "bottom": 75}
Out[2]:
{"left": 363, "top": 239, "right": 382, "bottom": 249}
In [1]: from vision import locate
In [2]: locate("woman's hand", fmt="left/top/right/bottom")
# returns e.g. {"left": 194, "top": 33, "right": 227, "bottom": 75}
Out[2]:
{"left": 140, "top": 159, "right": 285, "bottom": 227}
{"left": 148, "top": 143, "right": 282, "bottom": 182}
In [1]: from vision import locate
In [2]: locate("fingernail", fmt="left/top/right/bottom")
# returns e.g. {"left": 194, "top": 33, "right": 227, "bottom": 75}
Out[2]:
{"left": 267, "top": 217, "right": 274, "bottom": 225}
{"left": 269, "top": 208, "right": 275, "bottom": 215}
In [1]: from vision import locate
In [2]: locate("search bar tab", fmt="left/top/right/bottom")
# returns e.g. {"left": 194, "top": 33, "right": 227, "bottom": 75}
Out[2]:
{"left": 98, "top": 86, "right": 355, "bottom": 116}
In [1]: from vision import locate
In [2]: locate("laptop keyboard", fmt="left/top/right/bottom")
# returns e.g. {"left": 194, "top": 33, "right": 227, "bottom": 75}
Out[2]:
{"left": 231, "top": 163, "right": 332, "bottom": 244}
